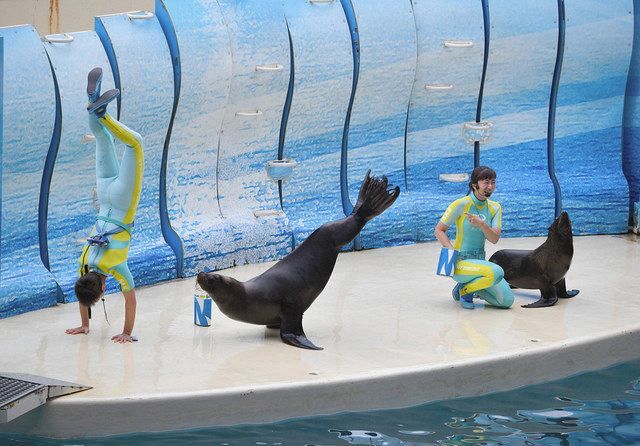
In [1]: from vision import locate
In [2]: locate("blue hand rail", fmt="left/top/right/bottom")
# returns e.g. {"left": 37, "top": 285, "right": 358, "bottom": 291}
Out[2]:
{"left": 474, "top": 0, "right": 490, "bottom": 167}
{"left": 547, "top": 0, "right": 566, "bottom": 219}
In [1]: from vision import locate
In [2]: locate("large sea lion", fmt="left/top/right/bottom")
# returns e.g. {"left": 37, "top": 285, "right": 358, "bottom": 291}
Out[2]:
{"left": 197, "top": 171, "right": 400, "bottom": 350}
{"left": 489, "top": 211, "right": 579, "bottom": 308}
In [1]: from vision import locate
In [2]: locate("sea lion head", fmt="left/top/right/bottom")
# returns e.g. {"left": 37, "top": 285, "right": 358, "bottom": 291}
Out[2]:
{"left": 197, "top": 272, "right": 242, "bottom": 303}
{"left": 549, "top": 211, "right": 573, "bottom": 242}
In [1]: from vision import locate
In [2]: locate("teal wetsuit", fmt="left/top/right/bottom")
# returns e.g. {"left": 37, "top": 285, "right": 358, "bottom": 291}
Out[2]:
{"left": 78, "top": 113, "right": 144, "bottom": 292}
{"left": 440, "top": 194, "right": 514, "bottom": 308}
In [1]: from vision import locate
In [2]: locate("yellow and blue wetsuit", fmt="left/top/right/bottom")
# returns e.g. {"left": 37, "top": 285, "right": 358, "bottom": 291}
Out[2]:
{"left": 78, "top": 112, "right": 144, "bottom": 292}
{"left": 440, "top": 194, "right": 513, "bottom": 308}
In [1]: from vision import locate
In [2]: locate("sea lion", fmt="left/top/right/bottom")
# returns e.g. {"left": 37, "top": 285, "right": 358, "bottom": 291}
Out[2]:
{"left": 197, "top": 171, "right": 400, "bottom": 350}
{"left": 489, "top": 211, "right": 579, "bottom": 308}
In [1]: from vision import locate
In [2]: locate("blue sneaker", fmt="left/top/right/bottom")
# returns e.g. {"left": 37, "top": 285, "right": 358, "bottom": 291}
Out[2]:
{"left": 87, "top": 88, "right": 119, "bottom": 118}
{"left": 460, "top": 293, "right": 475, "bottom": 310}
{"left": 452, "top": 283, "right": 462, "bottom": 301}
{"left": 87, "top": 67, "right": 103, "bottom": 103}
{"left": 453, "top": 283, "right": 475, "bottom": 309}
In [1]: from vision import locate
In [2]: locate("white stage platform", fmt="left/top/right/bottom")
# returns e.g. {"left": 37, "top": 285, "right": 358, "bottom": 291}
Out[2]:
{"left": 1, "top": 235, "right": 639, "bottom": 438}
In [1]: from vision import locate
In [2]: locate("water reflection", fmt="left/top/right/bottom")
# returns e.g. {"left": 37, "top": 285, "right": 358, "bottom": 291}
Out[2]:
{"left": 2, "top": 360, "right": 640, "bottom": 445}
{"left": 330, "top": 429, "right": 428, "bottom": 445}
{"left": 329, "top": 369, "right": 640, "bottom": 446}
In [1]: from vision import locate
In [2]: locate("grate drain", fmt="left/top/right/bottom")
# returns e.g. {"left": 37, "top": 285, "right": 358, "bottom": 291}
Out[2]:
{"left": 0, "top": 374, "right": 90, "bottom": 423}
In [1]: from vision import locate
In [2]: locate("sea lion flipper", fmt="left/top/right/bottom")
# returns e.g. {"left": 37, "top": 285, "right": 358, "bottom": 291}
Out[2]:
{"left": 279, "top": 310, "right": 323, "bottom": 350}
{"left": 555, "top": 278, "right": 579, "bottom": 298}
{"left": 522, "top": 298, "right": 556, "bottom": 308}
{"left": 281, "top": 332, "right": 323, "bottom": 350}
{"left": 522, "top": 287, "right": 558, "bottom": 308}
{"left": 353, "top": 175, "right": 400, "bottom": 222}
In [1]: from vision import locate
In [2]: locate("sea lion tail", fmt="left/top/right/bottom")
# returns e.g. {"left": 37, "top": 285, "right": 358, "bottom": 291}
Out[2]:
{"left": 352, "top": 170, "right": 400, "bottom": 222}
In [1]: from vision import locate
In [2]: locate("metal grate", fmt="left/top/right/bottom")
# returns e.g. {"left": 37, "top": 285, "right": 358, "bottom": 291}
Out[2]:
{"left": 0, "top": 377, "right": 43, "bottom": 408}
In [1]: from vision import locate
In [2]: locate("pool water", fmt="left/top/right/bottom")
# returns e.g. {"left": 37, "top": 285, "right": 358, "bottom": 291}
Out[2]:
{"left": 3, "top": 357, "right": 640, "bottom": 445}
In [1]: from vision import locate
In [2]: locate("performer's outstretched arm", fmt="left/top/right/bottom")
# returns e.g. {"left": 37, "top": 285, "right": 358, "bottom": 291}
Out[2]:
{"left": 111, "top": 289, "right": 137, "bottom": 343}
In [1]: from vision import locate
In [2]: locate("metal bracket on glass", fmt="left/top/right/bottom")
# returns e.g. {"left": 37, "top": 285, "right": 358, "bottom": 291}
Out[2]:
{"left": 253, "top": 209, "right": 285, "bottom": 218}
{"left": 44, "top": 33, "right": 74, "bottom": 44}
{"left": 425, "top": 83, "right": 454, "bottom": 91}
{"left": 439, "top": 173, "right": 469, "bottom": 183}
{"left": 266, "top": 159, "right": 297, "bottom": 182}
{"left": 462, "top": 121, "right": 493, "bottom": 144}
{"left": 443, "top": 40, "right": 473, "bottom": 49}
{"left": 236, "top": 110, "right": 263, "bottom": 117}
{"left": 127, "top": 11, "right": 155, "bottom": 20}
{"left": 256, "top": 64, "right": 283, "bottom": 72}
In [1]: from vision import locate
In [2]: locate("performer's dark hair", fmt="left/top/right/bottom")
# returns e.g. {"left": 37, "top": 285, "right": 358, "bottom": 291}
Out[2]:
{"left": 469, "top": 166, "right": 496, "bottom": 193}
{"left": 75, "top": 272, "right": 103, "bottom": 307}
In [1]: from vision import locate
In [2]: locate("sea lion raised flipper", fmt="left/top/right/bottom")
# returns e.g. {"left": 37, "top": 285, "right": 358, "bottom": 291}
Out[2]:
{"left": 280, "top": 305, "right": 322, "bottom": 350}
{"left": 555, "top": 278, "right": 579, "bottom": 298}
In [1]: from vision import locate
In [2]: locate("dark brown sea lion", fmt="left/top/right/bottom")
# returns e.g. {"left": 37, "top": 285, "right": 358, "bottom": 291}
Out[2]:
{"left": 197, "top": 171, "right": 400, "bottom": 350}
{"left": 489, "top": 211, "right": 579, "bottom": 308}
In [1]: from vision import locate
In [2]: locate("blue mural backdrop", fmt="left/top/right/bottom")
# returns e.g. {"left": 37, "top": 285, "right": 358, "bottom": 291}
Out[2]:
{"left": 281, "top": 0, "right": 353, "bottom": 246}
{"left": 215, "top": 0, "right": 292, "bottom": 265}
{"left": 624, "top": 0, "right": 640, "bottom": 232}
{"left": 0, "top": 35, "right": 3, "bottom": 293}
{"left": 0, "top": 36, "right": 3, "bottom": 303}
{"left": 343, "top": 0, "right": 417, "bottom": 249}
{"left": 0, "top": 26, "right": 60, "bottom": 317}
{"left": 405, "top": 0, "right": 484, "bottom": 240}
{"left": 479, "top": 0, "right": 559, "bottom": 236}
{"left": 43, "top": 31, "right": 117, "bottom": 302}
{"left": 1, "top": 2, "right": 639, "bottom": 318}
{"left": 555, "top": 0, "right": 632, "bottom": 235}
{"left": 156, "top": 0, "right": 234, "bottom": 276}
{"left": 95, "top": 12, "right": 178, "bottom": 287}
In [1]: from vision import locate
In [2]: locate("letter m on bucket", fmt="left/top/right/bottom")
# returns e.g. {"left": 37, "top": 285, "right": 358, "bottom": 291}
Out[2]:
{"left": 437, "top": 248, "right": 459, "bottom": 276}
{"left": 194, "top": 296, "right": 212, "bottom": 327}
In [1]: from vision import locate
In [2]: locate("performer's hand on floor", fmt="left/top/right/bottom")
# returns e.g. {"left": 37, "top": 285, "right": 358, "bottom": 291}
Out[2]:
{"left": 65, "top": 326, "right": 89, "bottom": 335}
{"left": 111, "top": 333, "right": 136, "bottom": 343}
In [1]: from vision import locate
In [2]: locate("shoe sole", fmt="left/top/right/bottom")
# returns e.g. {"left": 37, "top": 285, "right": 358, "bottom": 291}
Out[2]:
{"left": 87, "top": 88, "right": 119, "bottom": 117}
{"left": 87, "top": 67, "right": 103, "bottom": 103}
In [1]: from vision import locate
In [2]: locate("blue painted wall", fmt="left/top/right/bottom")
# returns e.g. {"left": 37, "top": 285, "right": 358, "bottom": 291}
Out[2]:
{"left": 624, "top": 0, "right": 640, "bottom": 231}
{"left": 0, "top": 36, "right": 3, "bottom": 296}
{"left": 156, "top": 0, "right": 232, "bottom": 276}
{"left": 405, "top": 0, "right": 484, "bottom": 241}
{"left": 555, "top": 1, "right": 633, "bottom": 235}
{"left": 343, "top": 0, "right": 417, "bottom": 249}
{"left": 281, "top": 0, "right": 353, "bottom": 246}
{"left": 480, "top": 0, "right": 559, "bottom": 236}
{"left": 0, "top": 1, "right": 638, "bottom": 318}
{"left": 0, "top": 26, "right": 60, "bottom": 317}
{"left": 214, "top": 0, "right": 292, "bottom": 265}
